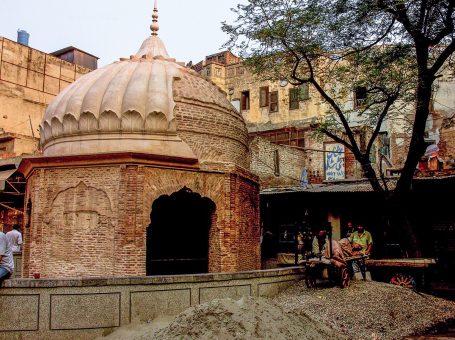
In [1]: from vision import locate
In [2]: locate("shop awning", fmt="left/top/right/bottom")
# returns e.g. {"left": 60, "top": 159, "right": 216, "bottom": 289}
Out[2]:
{"left": 0, "top": 168, "right": 18, "bottom": 191}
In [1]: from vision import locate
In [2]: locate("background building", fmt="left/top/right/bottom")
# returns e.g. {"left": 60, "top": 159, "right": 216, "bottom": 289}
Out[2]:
{"left": 0, "top": 36, "right": 95, "bottom": 158}
{"left": 0, "top": 35, "right": 96, "bottom": 234}
{"left": 193, "top": 51, "right": 455, "bottom": 186}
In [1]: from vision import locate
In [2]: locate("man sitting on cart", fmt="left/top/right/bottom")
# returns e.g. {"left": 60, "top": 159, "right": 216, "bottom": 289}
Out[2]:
{"left": 311, "top": 230, "right": 329, "bottom": 258}
{"left": 310, "top": 229, "right": 346, "bottom": 267}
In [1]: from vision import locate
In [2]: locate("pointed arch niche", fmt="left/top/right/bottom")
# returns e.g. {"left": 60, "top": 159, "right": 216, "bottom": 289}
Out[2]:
{"left": 146, "top": 187, "right": 216, "bottom": 275}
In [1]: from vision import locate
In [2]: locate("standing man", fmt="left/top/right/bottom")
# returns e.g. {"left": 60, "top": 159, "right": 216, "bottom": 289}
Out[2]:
{"left": 6, "top": 224, "right": 22, "bottom": 253}
{"left": 346, "top": 221, "right": 355, "bottom": 238}
{"left": 0, "top": 231, "right": 14, "bottom": 285}
{"left": 350, "top": 224, "right": 373, "bottom": 255}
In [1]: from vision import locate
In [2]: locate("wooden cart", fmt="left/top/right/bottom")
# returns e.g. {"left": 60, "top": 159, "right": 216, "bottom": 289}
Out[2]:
{"left": 303, "top": 254, "right": 368, "bottom": 288}
{"left": 366, "top": 258, "right": 436, "bottom": 289}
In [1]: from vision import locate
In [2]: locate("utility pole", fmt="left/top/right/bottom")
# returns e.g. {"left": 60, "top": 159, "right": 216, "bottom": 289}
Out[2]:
{"left": 28, "top": 115, "right": 35, "bottom": 139}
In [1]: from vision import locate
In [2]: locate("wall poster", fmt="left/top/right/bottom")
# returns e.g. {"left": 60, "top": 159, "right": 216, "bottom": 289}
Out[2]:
{"left": 324, "top": 143, "right": 345, "bottom": 180}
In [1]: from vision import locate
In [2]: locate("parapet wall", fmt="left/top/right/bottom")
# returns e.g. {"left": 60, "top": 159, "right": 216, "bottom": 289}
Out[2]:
{"left": 0, "top": 267, "right": 304, "bottom": 340}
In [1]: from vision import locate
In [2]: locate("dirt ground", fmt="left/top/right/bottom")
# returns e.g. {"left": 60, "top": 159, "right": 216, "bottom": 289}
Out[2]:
{"left": 96, "top": 280, "right": 455, "bottom": 340}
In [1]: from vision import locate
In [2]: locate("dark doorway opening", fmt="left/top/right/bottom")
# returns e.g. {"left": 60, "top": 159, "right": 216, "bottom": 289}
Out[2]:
{"left": 146, "top": 187, "right": 216, "bottom": 275}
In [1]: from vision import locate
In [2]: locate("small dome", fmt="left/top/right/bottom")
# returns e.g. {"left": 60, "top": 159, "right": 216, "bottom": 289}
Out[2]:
{"left": 40, "top": 5, "right": 250, "bottom": 169}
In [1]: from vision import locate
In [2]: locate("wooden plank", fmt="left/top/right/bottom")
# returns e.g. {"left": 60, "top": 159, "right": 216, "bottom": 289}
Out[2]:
{"left": 366, "top": 258, "right": 436, "bottom": 268}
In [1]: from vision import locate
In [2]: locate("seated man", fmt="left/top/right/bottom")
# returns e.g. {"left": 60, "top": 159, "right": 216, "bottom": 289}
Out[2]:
{"left": 311, "top": 230, "right": 329, "bottom": 258}
{"left": 338, "top": 238, "right": 361, "bottom": 257}
{"left": 323, "top": 239, "right": 346, "bottom": 268}
{"left": 0, "top": 231, "right": 14, "bottom": 286}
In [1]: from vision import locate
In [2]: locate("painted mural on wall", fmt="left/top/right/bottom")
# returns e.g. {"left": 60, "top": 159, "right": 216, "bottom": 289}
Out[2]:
{"left": 324, "top": 143, "right": 345, "bottom": 180}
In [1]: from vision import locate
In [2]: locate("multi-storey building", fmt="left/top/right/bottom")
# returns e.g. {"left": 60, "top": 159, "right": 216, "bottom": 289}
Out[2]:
{"left": 0, "top": 35, "right": 97, "bottom": 233}
{"left": 0, "top": 37, "right": 96, "bottom": 158}
{"left": 193, "top": 51, "right": 455, "bottom": 186}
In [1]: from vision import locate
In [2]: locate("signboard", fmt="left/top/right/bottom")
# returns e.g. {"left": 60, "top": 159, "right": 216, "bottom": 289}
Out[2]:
{"left": 325, "top": 143, "right": 345, "bottom": 180}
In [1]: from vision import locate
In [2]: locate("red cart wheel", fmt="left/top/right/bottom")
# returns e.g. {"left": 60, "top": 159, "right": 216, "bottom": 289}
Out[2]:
{"left": 340, "top": 266, "right": 350, "bottom": 288}
{"left": 390, "top": 273, "right": 416, "bottom": 289}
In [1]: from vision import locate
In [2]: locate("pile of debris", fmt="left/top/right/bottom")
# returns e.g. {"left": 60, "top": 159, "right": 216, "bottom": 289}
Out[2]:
{"left": 151, "top": 296, "right": 343, "bottom": 340}
{"left": 99, "top": 280, "right": 455, "bottom": 340}
{"left": 274, "top": 280, "right": 455, "bottom": 339}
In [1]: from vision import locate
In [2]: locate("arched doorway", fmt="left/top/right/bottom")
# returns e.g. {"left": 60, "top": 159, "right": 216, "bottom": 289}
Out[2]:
{"left": 146, "top": 187, "right": 216, "bottom": 275}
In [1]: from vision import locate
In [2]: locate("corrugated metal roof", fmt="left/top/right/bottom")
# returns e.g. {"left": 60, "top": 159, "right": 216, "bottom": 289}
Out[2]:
{"left": 0, "top": 157, "right": 21, "bottom": 191}
{"left": 261, "top": 180, "right": 397, "bottom": 195}
{"left": 260, "top": 175, "right": 455, "bottom": 195}
{"left": 0, "top": 169, "right": 18, "bottom": 191}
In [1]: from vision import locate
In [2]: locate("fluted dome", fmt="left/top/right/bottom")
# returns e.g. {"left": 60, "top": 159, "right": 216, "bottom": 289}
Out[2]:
{"left": 40, "top": 6, "right": 250, "bottom": 169}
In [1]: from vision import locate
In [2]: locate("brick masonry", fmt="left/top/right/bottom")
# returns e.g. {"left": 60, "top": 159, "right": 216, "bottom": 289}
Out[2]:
{"left": 250, "top": 137, "right": 307, "bottom": 188}
{"left": 0, "top": 37, "right": 91, "bottom": 156}
{"left": 22, "top": 158, "right": 260, "bottom": 278}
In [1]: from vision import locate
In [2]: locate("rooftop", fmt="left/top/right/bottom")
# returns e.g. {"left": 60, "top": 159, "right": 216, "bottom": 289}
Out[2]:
{"left": 51, "top": 46, "right": 99, "bottom": 60}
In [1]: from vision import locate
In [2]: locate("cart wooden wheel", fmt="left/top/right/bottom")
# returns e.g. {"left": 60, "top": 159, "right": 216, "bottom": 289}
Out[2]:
{"left": 390, "top": 273, "right": 416, "bottom": 289}
{"left": 340, "top": 266, "right": 350, "bottom": 288}
{"left": 305, "top": 276, "right": 316, "bottom": 288}
{"left": 305, "top": 266, "right": 317, "bottom": 288}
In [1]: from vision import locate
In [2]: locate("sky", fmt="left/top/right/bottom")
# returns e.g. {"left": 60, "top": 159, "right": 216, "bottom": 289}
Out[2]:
{"left": 0, "top": 0, "right": 243, "bottom": 66}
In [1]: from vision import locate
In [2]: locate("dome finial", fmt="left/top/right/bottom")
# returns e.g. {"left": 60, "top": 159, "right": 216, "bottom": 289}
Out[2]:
{"left": 151, "top": 0, "right": 159, "bottom": 36}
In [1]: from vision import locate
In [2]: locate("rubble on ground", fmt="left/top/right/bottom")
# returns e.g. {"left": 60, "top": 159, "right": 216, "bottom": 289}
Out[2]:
{"left": 98, "top": 280, "right": 455, "bottom": 340}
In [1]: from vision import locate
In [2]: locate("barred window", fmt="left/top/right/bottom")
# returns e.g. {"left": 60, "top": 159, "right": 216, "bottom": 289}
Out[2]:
{"left": 259, "top": 86, "right": 269, "bottom": 107}
{"left": 289, "top": 88, "right": 300, "bottom": 110}
{"left": 270, "top": 91, "right": 279, "bottom": 112}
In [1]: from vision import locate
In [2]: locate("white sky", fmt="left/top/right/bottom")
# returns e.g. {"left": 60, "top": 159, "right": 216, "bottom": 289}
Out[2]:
{"left": 0, "top": 0, "right": 243, "bottom": 66}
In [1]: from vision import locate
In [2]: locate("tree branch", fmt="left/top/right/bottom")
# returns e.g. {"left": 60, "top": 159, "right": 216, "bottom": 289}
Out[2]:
{"left": 429, "top": 0, "right": 455, "bottom": 45}
{"left": 430, "top": 39, "right": 455, "bottom": 75}
{"left": 310, "top": 79, "right": 362, "bottom": 156}
{"left": 366, "top": 94, "right": 398, "bottom": 156}
{"left": 319, "top": 128, "right": 354, "bottom": 152}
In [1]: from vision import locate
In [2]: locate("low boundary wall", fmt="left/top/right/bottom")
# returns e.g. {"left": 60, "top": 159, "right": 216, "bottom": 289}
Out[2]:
{"left": 0, "top": 267, "right": 304, "bottom": 340}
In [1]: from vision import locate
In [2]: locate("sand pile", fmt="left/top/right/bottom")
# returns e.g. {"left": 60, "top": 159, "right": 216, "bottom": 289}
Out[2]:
{"left": 150, "top": 296, "right": 344, "bottom": 340}
{"left": 97, "top": 280, "right": 455, "bottom": 340}
{"left": 274, "top": 280, "right": 455, "bottom": 340}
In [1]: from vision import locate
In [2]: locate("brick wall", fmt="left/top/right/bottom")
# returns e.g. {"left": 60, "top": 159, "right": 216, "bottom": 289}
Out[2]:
{"left": 250, "top": 137, "right": 307, "bottom": 188}
{"left": 0, "top": 37, "right": 91, "bottom": 156}
{"left": 23, "top": 159, "right": 260, "bottom": 278}
{"left": 174, "top": 71, "right": 250, "bottom": 169}
{"left": 441, "top": 126, "right": 455, "bottom": 159}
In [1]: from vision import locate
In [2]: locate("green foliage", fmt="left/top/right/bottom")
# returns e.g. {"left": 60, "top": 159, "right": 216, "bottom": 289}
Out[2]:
{"left": 223, "top": 0, "right": 455, "bottom": 194}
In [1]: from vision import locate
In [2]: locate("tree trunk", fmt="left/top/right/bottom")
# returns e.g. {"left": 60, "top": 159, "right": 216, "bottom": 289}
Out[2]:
{"left": 384, "top": 192, "right": 422, "bottom": 257}
{"left": 396, "top": 53, "right": 433, "bottom": 195}
{"left": 361, "top": 157, "right": 384, "bottom": 192}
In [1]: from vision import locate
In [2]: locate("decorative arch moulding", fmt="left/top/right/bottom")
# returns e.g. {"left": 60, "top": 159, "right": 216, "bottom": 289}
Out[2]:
{"left": 40, "top": 110, "right": 175, "bottom": 143}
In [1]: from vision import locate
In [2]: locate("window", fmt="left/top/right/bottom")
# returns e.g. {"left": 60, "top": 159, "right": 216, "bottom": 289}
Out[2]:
{"left": 379, "top": 132, "right": 390, "bottom": 158}
{"left": 299, "top": 84, "right": 310, "bottom": 100}
{"left": 241, "top": 91, "right": 250, "bottom": 111}
{"left": 259, "top": 86, "right": 269, "bottom": 107}
{"left": 289, "top": 88, "right": 300, "bottom": 110}
{"left": 215, "top": 67, "right": 222, "bottom": 77}
{"left": 237, "top": 67, "right": 245, "bottom": 75}
{"left": 206, "top": 68, "right": 211, "bottom": 77}
{"left": 270, "top": 91, "right": 279, "bottom": 112}
{"left": 354, "top": 86, "right": 367, "bottom": 107}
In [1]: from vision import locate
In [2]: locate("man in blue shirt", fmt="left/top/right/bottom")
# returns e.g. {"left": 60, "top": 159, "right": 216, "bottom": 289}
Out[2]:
{"left": 0, "top": 231, "right": 14, "bottom": 285}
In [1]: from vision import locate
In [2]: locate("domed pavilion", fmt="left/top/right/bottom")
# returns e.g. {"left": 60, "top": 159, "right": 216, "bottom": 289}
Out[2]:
{"left": 19, "top": 5, "right": 260, "bottom": 278}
